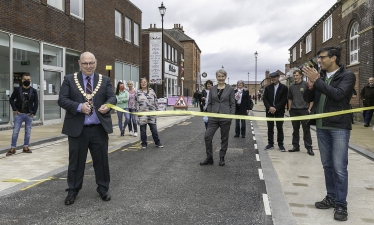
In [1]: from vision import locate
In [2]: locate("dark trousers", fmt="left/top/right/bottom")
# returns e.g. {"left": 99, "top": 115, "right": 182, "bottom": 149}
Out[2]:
{"left": 235, "top": 119, "right": 246, "bottom": 136}
{"left": 67, "top": 124, "right": 110, "bottom": 196}
{"left": 290, "top": 109, "right": 312, "bottom": 149}
{"left": 204, "top": 118, "right": 232, "bottom": 158}
{"left": 266, "top": 113, "right": 284, "bottom": 146}
{"left": 363, "top": 109, "right": 374, "bottom": 125}
{"left": 140, "top": 123, "right": 161, "bottom": 147}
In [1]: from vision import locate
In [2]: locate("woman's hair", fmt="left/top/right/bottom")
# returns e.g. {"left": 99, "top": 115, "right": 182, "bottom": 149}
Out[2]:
{"left": 237, "top": 80, "right": 245, "bottom": 88}
{"left": 140, "top": 77, "right": 150, "bottom": 90}
{"left": 115, "top": 81, "right": 123, "bottom": 95}
{"left": 127, "top": 80, "right": 134, "bottom": 86}
{"left": 204, "top": 80, "right": 213, "bottom": 88}
{"left": 216, "top": 69, "right": 227, "bottom": 77}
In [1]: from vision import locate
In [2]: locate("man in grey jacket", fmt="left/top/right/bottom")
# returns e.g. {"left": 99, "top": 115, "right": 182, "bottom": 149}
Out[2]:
{"left": 303, "top": 46, "right": 355, "bottom": 221}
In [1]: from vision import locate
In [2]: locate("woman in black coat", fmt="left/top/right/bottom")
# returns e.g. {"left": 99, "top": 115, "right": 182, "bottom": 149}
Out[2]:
{"left": 234, "top": 80, "right": 252, "bottom": 138}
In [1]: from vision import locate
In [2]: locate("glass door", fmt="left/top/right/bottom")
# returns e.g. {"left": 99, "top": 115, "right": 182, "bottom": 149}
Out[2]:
{"left": 43, "top": 71, "right": 61, "bottom": 120}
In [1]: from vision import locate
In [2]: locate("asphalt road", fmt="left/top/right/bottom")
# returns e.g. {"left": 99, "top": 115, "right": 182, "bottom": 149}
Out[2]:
{"left": 0, "top": 116, "right": 272, "bottom": 225}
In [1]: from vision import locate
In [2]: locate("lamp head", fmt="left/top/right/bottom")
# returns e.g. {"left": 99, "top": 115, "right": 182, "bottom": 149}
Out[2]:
{"left": 254, "top": 51, "right": 258, "bottom": 57}
{"left": 159, "top": 2, "right": 166, "bottom": 16}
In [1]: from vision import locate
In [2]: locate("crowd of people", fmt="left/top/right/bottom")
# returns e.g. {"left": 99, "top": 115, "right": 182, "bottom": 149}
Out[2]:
{"left": 5, "top": 46, "right": 371, "bottom": 222}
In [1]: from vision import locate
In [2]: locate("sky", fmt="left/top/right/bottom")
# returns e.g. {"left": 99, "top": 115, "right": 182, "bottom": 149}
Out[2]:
{"left": 130, "top": 0, "right": 337, "bottom": 85}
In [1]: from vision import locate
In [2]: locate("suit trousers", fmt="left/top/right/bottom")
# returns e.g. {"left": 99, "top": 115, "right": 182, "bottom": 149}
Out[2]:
{"left": 266, "top": 113, "right": 284, "bottom": 146}
{"left": 66, "top": 124, "right": 110, "bottom": 196}
{"left": 204, "top": 117, "right": 232, "bottom": 158}
{"left": 290, "top": 109, "right": 312, "bottom": 149}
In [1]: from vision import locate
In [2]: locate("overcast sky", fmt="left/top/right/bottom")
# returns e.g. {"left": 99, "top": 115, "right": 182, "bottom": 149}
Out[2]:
{"left": 131, "top": 0, "right": 337, "bottom": 85}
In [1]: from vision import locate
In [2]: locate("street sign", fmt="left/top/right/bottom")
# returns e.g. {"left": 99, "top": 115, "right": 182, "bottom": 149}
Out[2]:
{"left": 174, "top": 95, "right": 188, "bottom": 110}
{"left": 202, "top": 72, "right": 207, "bottom": 78}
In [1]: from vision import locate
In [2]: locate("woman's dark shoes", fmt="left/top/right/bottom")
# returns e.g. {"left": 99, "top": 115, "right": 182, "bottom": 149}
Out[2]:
{"left": 65, "top": 195, "right": 76, "bottom": 205}
{"left": 200, "top": 157, "right": 213, "bottom": 165}
{"left": 219, "top": 157, "right": 225, "bottom": 166}
{"left": 120, "top": 131, "right": 124, "bottom": 136}
{"left": 100, "top": 192, "right": 111, "bottom": 201}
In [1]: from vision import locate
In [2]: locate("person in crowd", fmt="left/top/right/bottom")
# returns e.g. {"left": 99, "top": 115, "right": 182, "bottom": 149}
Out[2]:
{"left": 200, "top": 69, "right": 235, "bottom": 166}
{"left": 234, "top": 80, "right": 251, "bottom": 138}
{"left": 136, "top": 77, "right": 163, "bottom": 149}
{"left": 58, "top": 52, "right": 116, "bottom": 205}
{"left": 303, "top": 46, "right": 355, "bottom": 221}
{"left": 287, "top": 70, "right": 314, "bottom": 155}
{"left": 263, "top": 72, "right": 288, "bottom": 151}
{"left": 193, "top": 89, "right": 201, "bottom": 108}
{"left": 7, "top": 73, "right": 38, "bottom": 156}
{"left": 115, "top": 82, "right": 130, "bottom": 136}
{"left": 360, "top": 77, "right": 374, "bottom": 127}
{"left": 127, "top": 80, "right": 138, "bottom": 136}
{"left": 350, "top": 89, "right": 357, "bottom": 124}
{"left": 201, "top": 80, "right": 213, "bottom": 129}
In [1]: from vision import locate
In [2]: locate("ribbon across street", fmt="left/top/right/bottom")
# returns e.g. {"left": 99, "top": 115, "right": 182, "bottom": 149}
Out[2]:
{"left": 106, "top": 103, "right": 374, "bottom": 122}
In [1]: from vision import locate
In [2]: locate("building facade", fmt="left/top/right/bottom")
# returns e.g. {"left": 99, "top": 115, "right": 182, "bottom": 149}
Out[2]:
{"left": 0, "top": 0, "right": 141, "bottom": 128}
{"left": 288, "top": 0, "right": 374, "bottom": 109}
{"left": 141, "top": 24, "right": 184, "bottom": 98}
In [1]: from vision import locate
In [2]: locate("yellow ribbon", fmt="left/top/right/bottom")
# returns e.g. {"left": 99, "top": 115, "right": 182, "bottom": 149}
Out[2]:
{"left": 1, "top": 177, "right": 66, "bottom": 183}
{"left": 106, "top": 103, "right": 374, "bottom": 122}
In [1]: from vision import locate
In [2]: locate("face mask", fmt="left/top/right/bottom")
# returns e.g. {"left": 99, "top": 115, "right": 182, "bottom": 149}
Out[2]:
{"left": 120, "top": 87, "right": 125, "bottom": 91}
{"left": 23, "top": 80, "right": 31, "bottom": 87}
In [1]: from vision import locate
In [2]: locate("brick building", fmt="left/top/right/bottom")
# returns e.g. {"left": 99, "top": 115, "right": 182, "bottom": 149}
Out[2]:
{"left": 141, "top": 24, "right": 184, "bottom": 98}
{"left": 288, "top": 0, "right": 374, "bottom": 110}
{"left": 0, "top": 0, "right": 141, "bottom": 127}
{"left": 166, "top": 25, "right": 201, "bottom": 97}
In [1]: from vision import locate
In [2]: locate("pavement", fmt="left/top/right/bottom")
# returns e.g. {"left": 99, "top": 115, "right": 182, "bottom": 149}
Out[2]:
{"left": 0, "top": 103, "right": 374, "bottom": 224}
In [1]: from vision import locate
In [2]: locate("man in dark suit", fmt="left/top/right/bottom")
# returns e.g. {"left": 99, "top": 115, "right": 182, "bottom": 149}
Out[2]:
{"left": 58, "top": 52, "right": 116, "bottom": 205}
{"left": 7, "top": 73, "right": 38, "bottom": 156}
{"left": 263, "top": 72, "right": 288, "bottom": 151}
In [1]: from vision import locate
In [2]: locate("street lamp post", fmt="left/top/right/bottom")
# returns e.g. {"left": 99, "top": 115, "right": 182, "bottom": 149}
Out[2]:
{"left": 159, "top": 2, "right": 166, "bottom": 98}
{"left": 254, "top": 51, "right": 258, "bottom": 104}
{"left": 181, "top": 77, "right": 184, "bottom": 96}
{"left": 247, "top": 72, "right": 249, "bottom": 91}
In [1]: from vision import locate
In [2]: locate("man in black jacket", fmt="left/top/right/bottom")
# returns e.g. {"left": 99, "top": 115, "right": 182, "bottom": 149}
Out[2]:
{"left": 7, "top": 73, "right": 38, "bottom": 156}
{"left": 360, "top": 77, "right": 374, "bottom": 127}
{"left": 262, "top": 72, "right": 288, "bottom": 151}
{"left": 58, "top": 52, "right": 116, "bottom": 205}
{"left": 303, "top": 46, "right": 355, "bottom": 221}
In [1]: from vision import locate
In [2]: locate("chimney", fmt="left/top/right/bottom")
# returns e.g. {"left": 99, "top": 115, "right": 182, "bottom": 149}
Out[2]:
{"left": 154, "top": 24, "right": 156, "bottom": 28}
{"left": 150, "top": 24, "right": 152, "bottom": 28}
{"left": 265, "top": 70, "right": 270, "bottom": 78}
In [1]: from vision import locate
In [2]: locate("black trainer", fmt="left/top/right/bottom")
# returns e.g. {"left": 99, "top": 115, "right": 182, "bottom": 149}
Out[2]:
{"left": 334, "top": 204, "right": 348, "bottom": 221}
{"left": 315, "top": 196, "right": 335, "bottom": 209}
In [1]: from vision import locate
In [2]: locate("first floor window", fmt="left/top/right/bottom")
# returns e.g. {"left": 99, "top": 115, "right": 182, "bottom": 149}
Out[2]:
{"left": 306, "top": 33, "right": 312, "bottom": 53}
{"left": 115, "top": 11, "right": 122, "bottom": 38}
{"left": 323, "top": 15, "right": 332, "bottom": 42}
{"left": 47, "top": 0, "right": 64, "bottom": 11}
{"left": 134, "top": 23, "right": 139, "bottom": 46}
{"left": 70, "top": 0, "right": 84, "bottom": 19}
{"left": 350, "top": 22, "right": 359, "bottom": 64}
{"left": 125, "top": 17, "right": 131, "bottom": 42}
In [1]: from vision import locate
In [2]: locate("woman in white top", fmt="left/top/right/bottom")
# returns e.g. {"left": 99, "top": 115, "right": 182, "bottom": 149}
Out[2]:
{"left": 126, "top": 81, "right": 138, "bottom": 137}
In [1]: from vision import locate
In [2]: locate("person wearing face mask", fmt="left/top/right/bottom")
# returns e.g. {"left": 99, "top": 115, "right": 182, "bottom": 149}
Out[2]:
{"left": 234, "top": 80, "right": 252, "bottom": 138}
{"left": 115, "top": 82, "right": 130, "bottom": 136}
{"left": 7, "top": 73, "right": 38, "bottom": 156}
{"left": 360, "top": 77, "right": 374, "bottom": 127}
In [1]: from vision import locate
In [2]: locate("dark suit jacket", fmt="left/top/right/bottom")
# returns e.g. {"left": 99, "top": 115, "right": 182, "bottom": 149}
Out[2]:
{"left": 235, "top": 89, "right": 251, "bottom": 115}
{"left": 263, "top": 83, "right": 288, "bottom": 116}
{"left": 58, "top": 72, "right": 117, "bottom": 137}
{"left": 9, "top": 86, "right": 38, "bottom": 115}
{"left": 207, "top": 84, "right": 235, "bottom": 115}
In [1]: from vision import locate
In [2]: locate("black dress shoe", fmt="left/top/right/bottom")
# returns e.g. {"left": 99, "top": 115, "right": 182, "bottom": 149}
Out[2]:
{"left": 219, "top": 157, "right": 225, "bottom": 166}
{"left": 200, "top": 157, "right": 213, "bottom": 165}
{"left": 65, "top": 195, "right": 76, "bottom": 205}
{"left": 234, "top": 134, "right": 239, "bottom": 138}
{"left": 288, "top": 147, "right": 300, "bottom": 152}
{"left": 100, "top": 192, "right": 111, "bottom": 201}
{"left": 307, "top": 148, "right": 314, "bottom": 156}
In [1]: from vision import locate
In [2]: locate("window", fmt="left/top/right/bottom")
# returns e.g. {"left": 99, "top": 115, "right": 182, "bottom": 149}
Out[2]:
{"left": 70, "top": 0, "right": 84, "bottom": 19}
{"left": 134, "top": 23, "right": 139, "bottom": 46}
{"left": 125, "top": 17, "right": 131, "bottom": 42}
{"left": 164, "top": 42, "right": 167, "bottom": 59}
{"left": 47, "top": 0, "right": 64, "bottom": 11}
{"left": 171, "top": 47, "right": 174, "bottom": 62}
{"left": 299, "top": 42, "right": 302, "bottom": 58}
{"left": 323, "top": 15, "right": 332, "bottom": 42}
{"left": 168, "top": 45, "right": 171, "bottom": 60}
{"left": 292, "top": 47, "right": 296, "bottom": 62}
{"left": 115, "top": 10, "right": 122, "bottom": 38}
{"left": 350, "top": 22, "right": 359, "bottom": 64}
{"left": 175, "top": 49, "right": 178, "bottom": 62}
{"left": 306, "top": 33, "right": 312, "bottom": 53}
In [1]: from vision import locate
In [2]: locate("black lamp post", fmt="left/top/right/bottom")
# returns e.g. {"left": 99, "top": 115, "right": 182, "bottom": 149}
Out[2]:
{"left": 247, "top": 72, "right": 250, "bottom": 90}
{"left": 159, "top": 2, "right": 166, "bottom": 98}
{"left": 254, "top": 51, "right": 258, "bottom": 104}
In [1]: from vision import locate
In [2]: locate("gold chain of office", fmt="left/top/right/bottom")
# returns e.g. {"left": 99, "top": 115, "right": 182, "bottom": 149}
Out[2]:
{"left": 74, "top": 72, "right": 102, "bottom": 100}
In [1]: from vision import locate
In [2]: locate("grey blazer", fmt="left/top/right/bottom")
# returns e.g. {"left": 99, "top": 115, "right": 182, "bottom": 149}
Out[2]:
{"left": 207, "top": 84, "right": 236, "bottom": 115}
{"left": 58, "top": 72, "right": 117, "bottom": 137}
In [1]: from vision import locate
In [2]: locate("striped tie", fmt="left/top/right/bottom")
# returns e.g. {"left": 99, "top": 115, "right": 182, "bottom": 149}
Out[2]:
{"left": 86, "top": 76, "right": 93, "bottom": 116}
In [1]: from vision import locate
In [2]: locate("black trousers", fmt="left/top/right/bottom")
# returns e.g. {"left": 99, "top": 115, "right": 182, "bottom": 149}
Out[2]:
{"left": 67, "top": 124, "right": 110, "bottom": 196}
{"left": 235, "top": 119, "right": 246, "bottom": 136}
{"left": 266, "top": 113, "right": 284, "bottom": 146}
{"left": 205, "top": 118, "right": 232, "bottom": 158}
{"left": 290, "top": 109, "right": 312, "bottom": 149}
